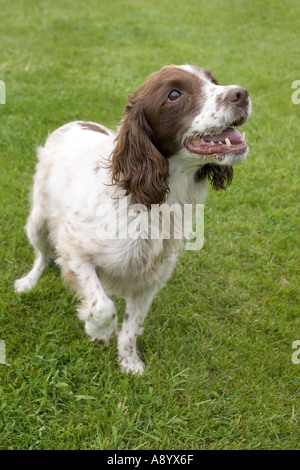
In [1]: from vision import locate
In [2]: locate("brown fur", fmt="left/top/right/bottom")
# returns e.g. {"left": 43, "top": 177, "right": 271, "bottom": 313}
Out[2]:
{"left": 195, "top": 164, "right": 233, "bottom": 190}
{"left": 110, "top": 91, "right": 170, "bottom": 210}
{"left": 109, "top": 66, "right": 206, "bottom": 209}
{"left": 109, "top": 65, "right": 248, "bottom": 208}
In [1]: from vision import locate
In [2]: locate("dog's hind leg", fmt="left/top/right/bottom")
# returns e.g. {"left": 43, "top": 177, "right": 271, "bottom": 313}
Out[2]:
{"left": 14, "top": 155, "right": 53, "bottom": 293}
{"left": 14, "top": 210, "right": 53, "bottom": 293}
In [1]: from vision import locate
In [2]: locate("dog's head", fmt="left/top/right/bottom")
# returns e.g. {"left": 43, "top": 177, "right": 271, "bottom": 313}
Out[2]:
{"left": 111, "top": 65, "right": 251, "bottom": 208}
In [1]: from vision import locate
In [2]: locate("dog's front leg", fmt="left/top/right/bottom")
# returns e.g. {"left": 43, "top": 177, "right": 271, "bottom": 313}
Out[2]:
{"left": 59, "top": 256, "right": 117, "bottom": 344}
{"left": 118, "top": 289, "right": 157, "bottom": 375}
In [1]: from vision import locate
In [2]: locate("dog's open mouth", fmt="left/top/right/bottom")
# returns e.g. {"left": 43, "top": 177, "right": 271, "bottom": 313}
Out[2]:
{"left": 185, "top": 121, "right": 248, "bottom": 162}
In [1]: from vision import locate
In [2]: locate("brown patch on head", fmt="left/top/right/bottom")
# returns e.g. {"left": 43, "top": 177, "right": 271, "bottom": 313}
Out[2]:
{"left": 136, "top": 66, "right": 207, "bottom": 157}
{"left": 203, "top": 69, "right": 219, "bottom": 85}
{"left": 110, "top": 65, "right": 207, "bottom": 208}
{"left": 78, "top": 121, "right": 110, "bottom": 135}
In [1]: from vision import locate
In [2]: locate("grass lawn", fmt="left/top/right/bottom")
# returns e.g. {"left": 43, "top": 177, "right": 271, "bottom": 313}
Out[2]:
{"left": 0, "top": 0, "right": 299, "bottom": 450}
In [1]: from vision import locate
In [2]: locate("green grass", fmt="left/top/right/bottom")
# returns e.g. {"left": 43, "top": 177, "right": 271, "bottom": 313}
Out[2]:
{"left": 1, "top": 0, "right": 300, "bottom": 450}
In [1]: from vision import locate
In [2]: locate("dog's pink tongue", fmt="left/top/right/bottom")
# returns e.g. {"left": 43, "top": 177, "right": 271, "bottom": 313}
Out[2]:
{"left": 203, "top": 128, "right": 242, "bottom": 144}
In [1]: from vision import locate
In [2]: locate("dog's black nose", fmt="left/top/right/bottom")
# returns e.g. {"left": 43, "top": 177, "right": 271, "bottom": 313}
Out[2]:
{"left": 226, "top": 87, "right": 249, "bottom": 107}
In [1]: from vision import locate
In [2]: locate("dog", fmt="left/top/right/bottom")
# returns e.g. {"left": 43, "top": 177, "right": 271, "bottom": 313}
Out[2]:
{"left": 14, "top": 65, "right": 251, "bottom": 374}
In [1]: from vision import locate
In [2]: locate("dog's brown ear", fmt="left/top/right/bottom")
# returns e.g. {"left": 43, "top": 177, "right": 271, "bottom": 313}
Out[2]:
{"left": 110, "top": 96, "right": 169, "bottom": 210}
{"left": 196, "top": 164, "right": 233, "bottom": 190}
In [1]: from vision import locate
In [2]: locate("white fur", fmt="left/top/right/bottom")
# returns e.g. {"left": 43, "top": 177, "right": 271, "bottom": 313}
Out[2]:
{"left": 14, "top": 66, "right": 250, "bottom": 374}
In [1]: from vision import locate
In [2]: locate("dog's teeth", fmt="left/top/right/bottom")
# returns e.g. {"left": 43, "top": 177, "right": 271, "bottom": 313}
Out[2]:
{"left": 225, "top": 138, "right": 232, "bottom": 148}
{"left": 218, "top": 141, "right": 222, "bottom": 145}
{"left": 240, "top": 131, "right": 246, "bottom": 142}
{"left": 210, "top": 141, "right": 215, "bottom": 145}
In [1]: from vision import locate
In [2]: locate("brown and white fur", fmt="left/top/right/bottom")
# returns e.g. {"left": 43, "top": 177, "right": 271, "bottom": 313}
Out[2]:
{"left": 14, "top": 65, "right": 251, "bottom": 374}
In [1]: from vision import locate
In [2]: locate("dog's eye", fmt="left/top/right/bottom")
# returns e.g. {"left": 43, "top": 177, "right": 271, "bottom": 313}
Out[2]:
{"left": 168, "top": 90, "right": 181, "bottom": 102}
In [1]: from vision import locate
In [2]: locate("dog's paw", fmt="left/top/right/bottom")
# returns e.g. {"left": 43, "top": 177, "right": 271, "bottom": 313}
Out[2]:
{"left": 14, "top": 276, "right": 34, "bottom": 293}
{"left": 80, "top": 297, "right": 118, "bottom": 344}
{"left": 84, "top": 313, "right": 118, "bottom": 344}
{"left": 84, "top": 316, "right": 118, "bottom": 344}
{"left": 118, "top": 354, "right": 145, "bottom": 375}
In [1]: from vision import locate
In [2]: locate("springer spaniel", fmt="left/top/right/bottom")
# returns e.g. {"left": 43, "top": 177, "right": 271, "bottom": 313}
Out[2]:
{"left": 14, "top": 65, "right": 251, "bottom": 374}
